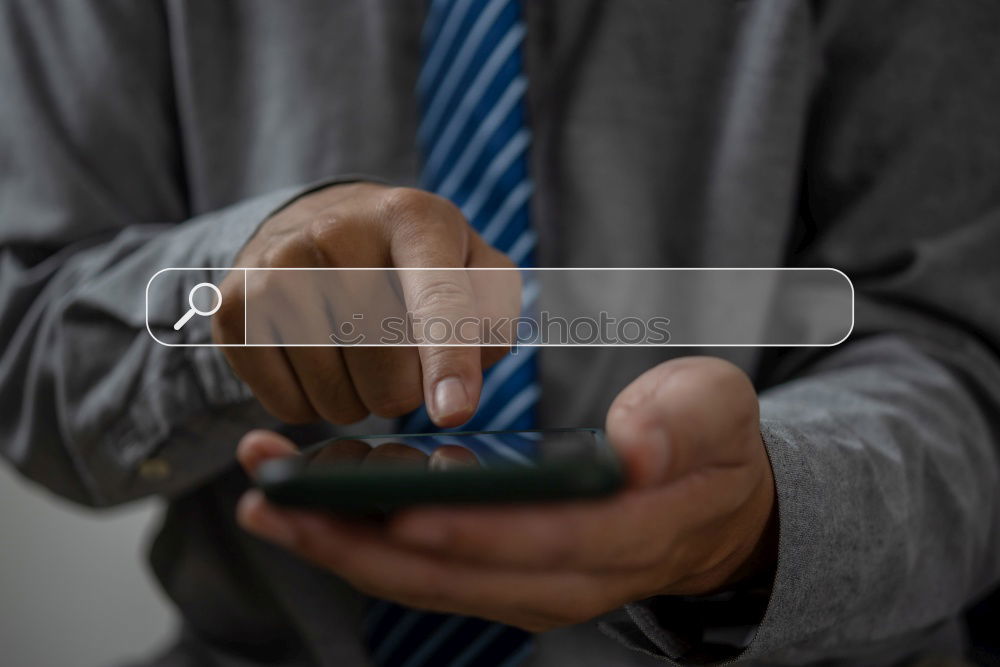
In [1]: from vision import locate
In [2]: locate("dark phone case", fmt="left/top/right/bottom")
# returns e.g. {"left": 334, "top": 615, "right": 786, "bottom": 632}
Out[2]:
{"left": 257, "top": 428, "right": 623, "bottom": 514}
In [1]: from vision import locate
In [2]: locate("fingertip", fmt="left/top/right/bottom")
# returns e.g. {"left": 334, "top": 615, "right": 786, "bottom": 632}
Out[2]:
{"left": 428, "top": 375, "right": 477, "bottom": 427}
{"left": 237, "top": 429, "right": 298, "bottom": 475}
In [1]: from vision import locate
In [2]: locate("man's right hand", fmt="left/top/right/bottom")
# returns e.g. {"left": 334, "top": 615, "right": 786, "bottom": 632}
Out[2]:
{"left": 212, "top": 182, "right": 516, "bottom": 428}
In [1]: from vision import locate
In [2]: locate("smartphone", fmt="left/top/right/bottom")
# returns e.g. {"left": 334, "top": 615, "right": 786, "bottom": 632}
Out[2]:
{"left": 256, "top": 428, "right": 623, "bottom": 514}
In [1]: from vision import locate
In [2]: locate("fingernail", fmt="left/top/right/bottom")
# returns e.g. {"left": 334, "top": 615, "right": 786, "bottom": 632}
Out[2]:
{"left": 431, "top": 376, "right": 469, "bottom": 422}
{"left": 238, "top": 492, "right": 298, "bottom": 547}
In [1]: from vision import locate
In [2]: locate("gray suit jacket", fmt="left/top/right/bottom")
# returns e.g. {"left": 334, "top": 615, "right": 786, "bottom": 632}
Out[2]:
{"left": 2, "top": 1, "right": 999, "bottom": 665}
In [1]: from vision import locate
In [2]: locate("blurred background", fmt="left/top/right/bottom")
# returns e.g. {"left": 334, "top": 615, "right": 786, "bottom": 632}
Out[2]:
{"left": 0, "top": 466, "right": 175, "bottom": 667}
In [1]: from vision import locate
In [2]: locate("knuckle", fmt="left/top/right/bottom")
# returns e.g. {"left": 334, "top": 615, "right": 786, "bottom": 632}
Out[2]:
{"left": 262, "top": 231, "right": 325, "bottom": 268}
{"left": 259, "top": 240, "right": 299, "bottom": 268}
{"left": 380, "top": 187, "right": 438, "bottom": 217}
{"left": 380, "top": 187, "right": 461, "bottom": 236}
{"left": 304, "top": 214, "right": 352, "bottom": 255}
{"left": 379, "top": 187, "right": 433, "bottom": 222}
{"left": 411, "top": 279, "right": 474, "bottom": 315}
{"left": 420, "top": 347, "right": 475, "bottom": 386}
{"left": 304, "top": 214, "right": 335, "bottom": 245}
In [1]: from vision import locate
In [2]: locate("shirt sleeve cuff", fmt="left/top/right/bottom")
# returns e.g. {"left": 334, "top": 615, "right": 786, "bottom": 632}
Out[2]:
{"left": 598, "top": 416, "right": 801, "bottom": 665}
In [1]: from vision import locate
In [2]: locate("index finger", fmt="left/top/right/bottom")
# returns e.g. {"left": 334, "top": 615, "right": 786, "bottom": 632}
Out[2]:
{"left": 390, "top": 215, "right": 484, "bottom": 428}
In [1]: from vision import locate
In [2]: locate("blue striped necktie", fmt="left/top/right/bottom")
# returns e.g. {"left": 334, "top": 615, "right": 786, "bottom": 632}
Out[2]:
{"left": 362, "top": 0, "right": 538, "bottom": 665}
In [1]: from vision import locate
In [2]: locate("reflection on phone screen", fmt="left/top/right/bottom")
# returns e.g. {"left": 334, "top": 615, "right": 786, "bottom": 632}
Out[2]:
{"left": 302, "top": 430, "right": 605, "bottom": 472}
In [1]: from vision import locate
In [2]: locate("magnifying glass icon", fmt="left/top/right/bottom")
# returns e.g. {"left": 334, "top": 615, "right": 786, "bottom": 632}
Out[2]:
{"left": 173, "top": 282, "right": 223, "bottom": 330}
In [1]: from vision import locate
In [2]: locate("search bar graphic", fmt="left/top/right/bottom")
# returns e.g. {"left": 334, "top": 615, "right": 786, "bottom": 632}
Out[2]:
{"left": 146, "top": 268, "right": 853, "bottom": 348}
{"left": 173, "top": 282, "right": 222, "bottom": 330}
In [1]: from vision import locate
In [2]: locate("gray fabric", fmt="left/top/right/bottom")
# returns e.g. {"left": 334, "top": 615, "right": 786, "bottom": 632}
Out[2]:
{"left": 2, "top": 1, "right": 1000, "bottom": 665}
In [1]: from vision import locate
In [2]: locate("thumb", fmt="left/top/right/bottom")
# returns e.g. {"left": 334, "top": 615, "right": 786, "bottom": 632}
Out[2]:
{"left": 390, "top": 213, "right": 485, "bottom": 428}
{"left": 606, "top": 357, "right": 758, "bottom": 488}
{"left": 605, "top": 400, "right": 672, "bottom": 488}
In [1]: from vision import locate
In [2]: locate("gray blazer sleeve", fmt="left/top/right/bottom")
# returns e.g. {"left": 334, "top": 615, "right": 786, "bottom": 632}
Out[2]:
{"left": 605, "top": 1, "right": 1000, "bottom": 663}
{"left": 0, "top": 2, "right": 309, "bottom": 506}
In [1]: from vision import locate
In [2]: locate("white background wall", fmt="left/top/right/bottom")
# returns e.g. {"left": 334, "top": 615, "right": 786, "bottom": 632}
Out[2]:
{"left": 0, "top": 465, "right": 176, "bottom": 667}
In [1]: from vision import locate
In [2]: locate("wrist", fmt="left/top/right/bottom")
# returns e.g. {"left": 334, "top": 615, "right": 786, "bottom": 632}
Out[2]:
{"left": 661, "top": 444, "right": 778, "bottom": 596}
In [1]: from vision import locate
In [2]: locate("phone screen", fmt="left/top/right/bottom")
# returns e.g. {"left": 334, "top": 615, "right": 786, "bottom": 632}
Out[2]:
{"left": 300, "top": 429, "right": 606, "bottom": 471}
{"left": 258, "top": 429, "right": 623, "bottom": 512}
